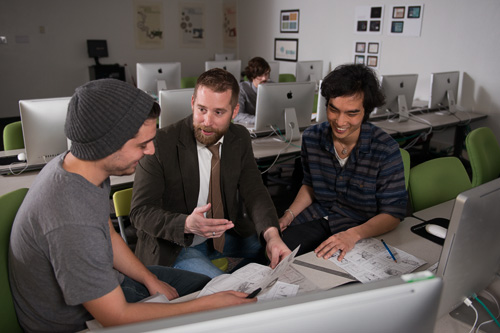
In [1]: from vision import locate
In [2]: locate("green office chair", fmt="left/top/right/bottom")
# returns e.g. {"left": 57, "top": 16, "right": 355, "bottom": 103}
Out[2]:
{"left": 180, "top": 76, "right": 198, "bottom": 89}
{"left": 0, "top": 188, "right": 29, "bottom": 332}
{"left": 312, "top": 93, "right": 319, "bottom": 115}
{"left": 278, "top": 73, "right": 296, "bottom": 82}
{"left": 408, "top": 157, "right": 472, "bottom": 212}
{"left": 400, "top": 148, "right": 410, "bottom": 190}
{"left": 3, "top": 121, "right": 24, "bottom": 150}
{"left": 112, "top": 188, "right": 228, "bottom": 272}
{"left": 465, "top": 127, "right": 500, "bottom": 187}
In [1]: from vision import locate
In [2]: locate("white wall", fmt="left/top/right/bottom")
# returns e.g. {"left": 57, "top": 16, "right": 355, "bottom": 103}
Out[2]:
{"left": 237, "top": 0, "right": 500, "bottom": 143}
{"left": 0, "top": 0, "right": 225, "bottom": 118}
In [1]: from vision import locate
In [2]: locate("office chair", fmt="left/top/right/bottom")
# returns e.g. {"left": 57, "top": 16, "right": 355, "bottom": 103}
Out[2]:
{"left": 180, "top": 76, "right": 198, "bottom": 89}
{"left": 408, "top": 157, "right": 472, "bottom": 212}
{"left": 3, "top": 121, "right": 24, "bottom": 150}
{"left": 465, "top": 127, "right": 500, "bottom": 187}
{"left": 0, "top": 188, "right": 28, "bottom": 332}
{"left": 112, "top": 188, "right": 228, "bottom": 272}
{"left": 278, "top": 73, "right": 296, "bottom": 82}
{"left": 312, "top": 93, "right": 318, "bottom": 115}
{"left": 400, "top": 148, "right": 410, "bottom": 190}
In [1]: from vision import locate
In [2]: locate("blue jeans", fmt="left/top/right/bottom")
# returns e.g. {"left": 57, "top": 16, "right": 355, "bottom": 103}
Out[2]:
{"left": 173, "top": 232, "right": 266, "bottom": 278}
{"left": 120, "top": 265, "right": 211, "bottom": 303}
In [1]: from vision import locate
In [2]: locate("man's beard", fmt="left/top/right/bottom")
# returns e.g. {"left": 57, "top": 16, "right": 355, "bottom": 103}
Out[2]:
{"left": 193, "top": 124, "right": 228, "bottom": 146}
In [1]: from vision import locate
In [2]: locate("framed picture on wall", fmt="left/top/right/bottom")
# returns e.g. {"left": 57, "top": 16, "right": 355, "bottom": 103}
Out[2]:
{"left": 367, "top": 56, "right": 378, "bottom": 67}
{"left": 408, "top": 6, "right": 421, "bottom": 18}
{"left": 274, "top": 38, "right": 298, "bottom": 62}
{"left": 355, "top": 55, "right": 365, "bottom": 64}
{"left": 369, "top": 21, "right": 381, "bottom": 32}
{"left": 355, "top": 42, "right": 366, "bottom": 53}
{"left": 280, "top": 9, "right": 300, "bottom": 33}
{"left": 393, "top": 7, "right": 405, "bottom": 19}
{"left": 368, "top": 42, "right": 379, "bottom": 54}
{"left": 357, "top": 21, "right": 368, "bottom": 32}
{"left": 391, "top": 21, "right": 404, "bottom": 33}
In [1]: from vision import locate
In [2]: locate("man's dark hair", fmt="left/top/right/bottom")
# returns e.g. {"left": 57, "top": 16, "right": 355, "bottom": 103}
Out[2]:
{"left": 148, "top": 102, "right": 161, "bottom": 120}
{"left": 194, "top": 68, "right": 240, "bottom": 109}
{"left": 244, "top": 57, "right": 271, "bottom": 81}
{"left": 321, "top": 64, "right": 385, "bottom": 122}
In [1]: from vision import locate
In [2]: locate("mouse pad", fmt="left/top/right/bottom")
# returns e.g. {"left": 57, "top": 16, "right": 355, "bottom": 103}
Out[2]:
{"left": 410, "top": 217, "right": 450, "bottom": 246}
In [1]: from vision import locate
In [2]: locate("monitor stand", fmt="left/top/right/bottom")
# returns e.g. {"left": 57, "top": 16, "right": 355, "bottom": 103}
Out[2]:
{"left": 157, "top": 80, "right": 167, "bottom": 97}
{"left": 449, "top": 295, "right": 498, "bottom": 332}
{"left": 436, "top": 89, "right": 458, "bottom": 115}
{"left": 284, "top": 108, "right": 300, "bottom": 142}
{"left": 388, "top": 95, "right": 410, "bottom": 123}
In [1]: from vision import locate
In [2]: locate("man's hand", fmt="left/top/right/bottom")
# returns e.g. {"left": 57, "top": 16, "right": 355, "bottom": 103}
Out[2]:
{"left": 144, "top": 276, "right": 179, "bottom": 300}
{"left": 278, "top": 214, "right": 293, "bottom": 232}
{"left": 314, "top": 228, "right": 361, "bottom": 261}
{"left": 185, "top": 203, "right": 234, "bottom": 238}
{"left": 263, "top": 227, "right": 291, "bottom": 268}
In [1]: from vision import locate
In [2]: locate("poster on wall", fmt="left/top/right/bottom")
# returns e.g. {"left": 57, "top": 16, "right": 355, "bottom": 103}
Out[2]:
{"left": 274, "top": 38, "right": 298, "bottom": 62}
{"left": 179, "top": 3, "right": 205, "bottom": 48}
{"left": 354, "top": 5, "right": 384, "bottom": 35}
{"left": 353, "top": 41, "right": 381, "bottom": 69}
{"left": 134, "top": 1, "right": 164, "bottom": 49}
{"left": 223, "top": 2, "right": 237, "bottom": 49}
{"left": 388, "top": 4, "right": 424, "bottom": 36}
{"left": 280, "top": 9, "right": 300, "bottom": 33}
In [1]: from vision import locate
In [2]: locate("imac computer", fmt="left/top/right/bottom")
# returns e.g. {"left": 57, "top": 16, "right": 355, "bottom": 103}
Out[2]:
{"left": 254, "top": 81, "right": 315, "bottom": 141}
{"left": 98, "top": 274, "right": 443, "bottom": 333}
{"left": 267, "top": 61, "right": 280, "bottom": 83}
{"left": 435, "top": 177, "right": 500, "bottom": 319}
{"left": 295, "top": 60, "right": 323, "bottom": 87}
{"left": 428, "top": 71, "right": 460, "bottom": 114}
{"left": 316, "top": 79, "right": 328, "bottom": 123}
{"left": 214, "top": 53, "right": 235, "bottom": 61}
{"left": 158, "top": 88, "right": 194, "bottom": 128}
{"left": 205, "top": 60, "right": 242, "bottom": 81}
{"left": 136, "top": 62, "right": 182, "bottom": 96}
{"left": 372, "top": 74, "right": 418, "bottom": 122}
{"left": 19, "top": 97, "right": 71, "bottom": 167}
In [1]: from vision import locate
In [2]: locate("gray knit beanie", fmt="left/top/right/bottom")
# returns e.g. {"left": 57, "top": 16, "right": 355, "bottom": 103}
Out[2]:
{"left": 65, "top": 78, "right": 155, "bottom": 160}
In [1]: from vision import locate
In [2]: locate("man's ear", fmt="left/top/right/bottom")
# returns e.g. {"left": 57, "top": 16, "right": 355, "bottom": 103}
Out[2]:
{"left": 231, "top": 103, "right": 240, "bottom": 119}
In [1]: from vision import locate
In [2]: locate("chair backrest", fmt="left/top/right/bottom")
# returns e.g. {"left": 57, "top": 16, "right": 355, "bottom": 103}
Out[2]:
{"left": 408, "top": 157, "right": 472, "bottom": 212}
{"left": 3, "top": 121, "right": 24, "bottom": 150}
{"left": 278, "top": 73, "right": 296, "bottom": 82}
{"left": 465, "top": 127, "right": 500, "bottom": 187}
{"left": 112, "top": 188, "right": 134, "bottom": 244}
{"left": 400, "top": 148, "right": 410, "bottom": 190}
{"left": 0, "top": 188, "right": 29, "bottom": 332}
{"left": 180, "top": 76, "right": 198, "bottom": 89}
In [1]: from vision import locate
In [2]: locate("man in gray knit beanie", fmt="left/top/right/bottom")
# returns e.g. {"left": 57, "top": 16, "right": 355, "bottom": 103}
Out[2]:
{"left": 9, "top": 78, "right": 254, "bottom": 332}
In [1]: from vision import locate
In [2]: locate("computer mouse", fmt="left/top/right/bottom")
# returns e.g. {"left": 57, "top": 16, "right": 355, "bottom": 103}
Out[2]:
{"left": 425, "top": 224, "right": 447, "bottom": 239}
{"left": 17, "top": 152, "right": 26, "bottom": 162}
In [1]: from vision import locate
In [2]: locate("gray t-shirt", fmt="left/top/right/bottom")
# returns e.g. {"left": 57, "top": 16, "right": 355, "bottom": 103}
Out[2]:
{"left": 8, "top": 152, "right": 124, "bottom": 332}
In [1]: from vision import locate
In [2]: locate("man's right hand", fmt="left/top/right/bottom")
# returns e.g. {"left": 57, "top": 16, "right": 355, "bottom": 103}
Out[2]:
{"left": 184, "top": 203, "right": 234, "bottom": 238}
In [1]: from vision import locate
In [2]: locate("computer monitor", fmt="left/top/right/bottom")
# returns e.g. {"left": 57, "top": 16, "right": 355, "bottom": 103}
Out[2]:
{"left": 428, "top": 71, "right": 460, "bottom": 114}
{"left": 372, "top": 74, "right": 418, "bottom": 122}
{"left": 267, "top": 61, "right": 280, "bottom": 83}
{"left": 98, "top": 274, "right": 443, "bottom": 333}
{"left": 254, "top": 81, "right": 315, "bottom": 141}
{"left": 19, "top": 97, "right": 71, "bottom": 167}
{"left": 214, "top": 53, "right": 235, "bottom": 61}
{"left": 158, "top": 88, "right": 194, "bottom": 128}
{"left": 436, "top": 177, "right": 500, "bottom": 319}
{"left": 205, "top": 60, "right": 242, "bottom": 82}
{"left": 316, "top": 79, "right": 328, "bottom": 123}
{"left": 295, "top": 60, "right": 323, "bottom": 86}
{"left": 87, "top": 39, "right": 108, "bottom": 65}
{"left": 136, "top": 62, "right": 181, "bottom": 96}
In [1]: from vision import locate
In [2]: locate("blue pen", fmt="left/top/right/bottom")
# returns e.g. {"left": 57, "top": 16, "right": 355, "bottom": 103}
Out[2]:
{"left": 381, "top": 239, "right": 397, "bottom": 263}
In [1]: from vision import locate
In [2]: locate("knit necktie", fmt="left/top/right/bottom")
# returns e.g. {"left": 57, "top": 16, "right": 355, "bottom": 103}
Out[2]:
{"left": 207, "top": 143, "right": 225, "bottom": 252}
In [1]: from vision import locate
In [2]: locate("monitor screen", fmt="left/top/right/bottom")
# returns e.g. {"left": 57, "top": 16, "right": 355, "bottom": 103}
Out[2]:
{"left": 98, "top": 275, "right": 442, "bottom": 333}
{"left": 136, "top": 62, "right": 181, "bottom": 95}
{"left": 295, "top": 60, "right": 324, "bottom": 85}
{"left": 205, "top": 60, "right": 242, "bottom": 82}
{"left": 428, "top": 71, "right": 460, "bottom": 113}
{"left": 254, "top": 81, "right": 315, "bottom": 135}
{"left": 436, "top": 177, "right": 500, "bottom": 318}
{"left": 267, "top": 61, "right": 280, "bottom": 83}
{"left": 19, "top": 97, "right": 71, "bottom": 167}
{"left": 87, "top": 39, "right": 108, "bottom": 58}
{"left": 372, "top": 74, "right": 418, "bottom": 122}
{"left": 316, "top": 79, "right": 328, "bottom": 123}
{"left": 158, "top": 88, "right": 194, "bottom": 128}
{"left": 214, "top": 53, "right": 235, "bottom": 61}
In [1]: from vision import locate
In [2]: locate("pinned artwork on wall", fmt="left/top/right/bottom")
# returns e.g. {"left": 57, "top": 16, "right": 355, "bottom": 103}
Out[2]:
{"left": 179, "top": 3, "right": 205, "bottom": 47}
{"left": 223, "top": 2, "right": 237, "bottom": 49}
{"left": 280, "top": 9, "right": 300, "bottom": 33}
{"left": 388, "top": 4, "right": 424, "bottom": 36}
{"left": 355, "top": 5, "right": 384, "bottom": 35}
{"left": 134, "top": 1, "right": 164, "bottom": 49}
{"left": 275, "top": 38, "right": 298, "bottom": 62}
{"left": 353, "top": 41, "right": 381, "bottom": 69}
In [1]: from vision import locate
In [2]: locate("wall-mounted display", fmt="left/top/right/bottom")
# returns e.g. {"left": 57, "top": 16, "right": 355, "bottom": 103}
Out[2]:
{"left": 280, "top": 9, "right": 300, "bottom": 33}
{"left": 275, "top": 38, "right": 298, "bottom": 62}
